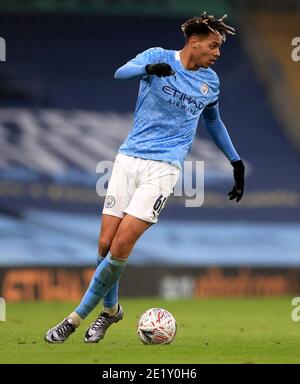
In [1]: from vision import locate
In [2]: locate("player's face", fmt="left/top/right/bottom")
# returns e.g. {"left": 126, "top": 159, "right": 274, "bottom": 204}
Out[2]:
{"left": 191, "top": 33, "right": 223, "bottom": 68}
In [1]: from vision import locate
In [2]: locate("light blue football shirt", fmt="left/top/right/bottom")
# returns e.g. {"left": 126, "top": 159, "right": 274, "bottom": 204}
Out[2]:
{"left": 117, "top": 47, "right": 221, "bottom": 165}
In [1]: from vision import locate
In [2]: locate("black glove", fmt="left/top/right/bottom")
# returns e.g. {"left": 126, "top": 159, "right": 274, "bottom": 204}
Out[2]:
{"left": 145, "top": 63, "right": 175, "bottom": 77}
{"left": 228, "top": 160, "right": 245, "bottom": 203}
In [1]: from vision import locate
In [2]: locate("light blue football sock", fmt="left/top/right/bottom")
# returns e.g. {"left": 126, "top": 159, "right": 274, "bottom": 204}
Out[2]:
{"left": 75, "top": 253, "right": 127, "bottom": 319}
{"left": 97, "top": 254, "right": 119, "bottom": 309}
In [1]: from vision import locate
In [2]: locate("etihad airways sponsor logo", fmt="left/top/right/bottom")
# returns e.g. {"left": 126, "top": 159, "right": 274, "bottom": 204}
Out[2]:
{"left": 162, "top": 86, "right": 205, "bottom": 114}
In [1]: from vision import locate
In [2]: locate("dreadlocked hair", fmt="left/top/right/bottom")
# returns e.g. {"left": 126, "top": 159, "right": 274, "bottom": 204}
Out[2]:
{"left": 181, "top": 12, "right": 235, "bottom": 42}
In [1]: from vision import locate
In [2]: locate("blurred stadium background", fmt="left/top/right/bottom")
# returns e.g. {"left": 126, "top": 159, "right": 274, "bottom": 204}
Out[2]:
{"left": 0, "top": 0, "right": 300, "bottom": 303}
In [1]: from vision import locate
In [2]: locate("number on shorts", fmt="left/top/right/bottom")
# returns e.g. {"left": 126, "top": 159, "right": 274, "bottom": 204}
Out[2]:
{"left": 153, "top": 194, "right": 167, "bottom": 218}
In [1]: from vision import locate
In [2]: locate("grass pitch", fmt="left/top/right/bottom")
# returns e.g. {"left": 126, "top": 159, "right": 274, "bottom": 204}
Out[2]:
{"left": 0, "top": 297, "right": 299, "bottom": 364}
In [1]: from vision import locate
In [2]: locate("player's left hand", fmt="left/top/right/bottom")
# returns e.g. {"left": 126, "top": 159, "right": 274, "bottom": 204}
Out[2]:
{"left": 228, "top": 159, "right": 245, "bottom": 202}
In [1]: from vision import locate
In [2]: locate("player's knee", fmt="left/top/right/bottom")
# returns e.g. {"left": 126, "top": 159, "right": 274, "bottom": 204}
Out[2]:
{"left": 98, "top": 238, "right": 111, "bottom": 257}
{"left": 110, "top": 232, "right": 136, "bottom": 259}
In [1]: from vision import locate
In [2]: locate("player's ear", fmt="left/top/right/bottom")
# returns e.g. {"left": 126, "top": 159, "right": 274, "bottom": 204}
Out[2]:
{"left": 189, "top": 36, "right": 197, "bottom": 49}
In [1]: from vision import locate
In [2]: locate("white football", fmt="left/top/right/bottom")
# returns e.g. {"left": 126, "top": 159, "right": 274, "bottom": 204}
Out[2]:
{"left": 137, "top": 307, "right": 177, "bottom": 345}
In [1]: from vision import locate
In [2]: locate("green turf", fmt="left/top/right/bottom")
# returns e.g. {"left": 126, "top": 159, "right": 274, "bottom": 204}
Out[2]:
{"left": 0, "top": 297, "right": 299, "bottom": 364}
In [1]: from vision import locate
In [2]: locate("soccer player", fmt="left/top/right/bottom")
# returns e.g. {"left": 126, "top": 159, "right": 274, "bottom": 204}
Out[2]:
{"left": 45, "top": 12, "right": 245, "bottom": 343}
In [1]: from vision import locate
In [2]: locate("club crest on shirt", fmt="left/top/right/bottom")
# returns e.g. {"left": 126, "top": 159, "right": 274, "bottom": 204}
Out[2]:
{"left": 200, "top": 83, "right": 209, "bottom": 96}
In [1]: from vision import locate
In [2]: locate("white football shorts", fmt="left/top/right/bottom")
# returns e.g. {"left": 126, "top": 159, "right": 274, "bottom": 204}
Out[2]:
{"left": 102, "top": 153, "right": 181, "bottom": 223}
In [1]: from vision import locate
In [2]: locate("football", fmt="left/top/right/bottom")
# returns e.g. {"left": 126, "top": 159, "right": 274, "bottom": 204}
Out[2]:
{"left": 137, "top": 308, "right": 177, "bottom": 345}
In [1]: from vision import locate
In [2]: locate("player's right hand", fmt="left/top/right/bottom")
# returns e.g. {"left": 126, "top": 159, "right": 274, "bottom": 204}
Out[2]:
{"left": 145, "top": 63, "right": 175, "bottom": 77}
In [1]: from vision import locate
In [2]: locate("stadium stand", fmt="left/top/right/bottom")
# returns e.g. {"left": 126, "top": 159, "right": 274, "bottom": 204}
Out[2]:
{"left": 242, "top": 12, "right": 300, "bottom": 152}
{"left": 0, "top": 13, "right": 299, "bottom": 268}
